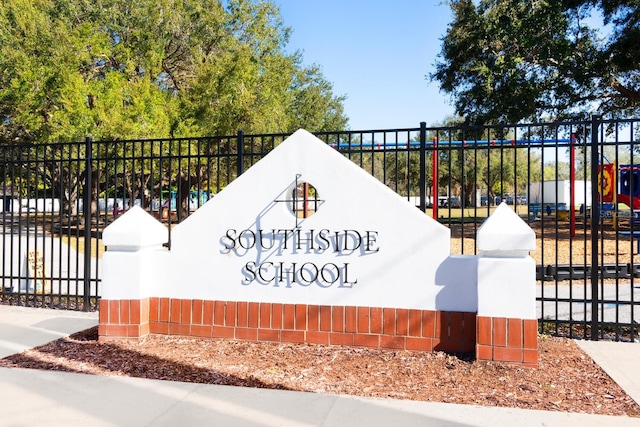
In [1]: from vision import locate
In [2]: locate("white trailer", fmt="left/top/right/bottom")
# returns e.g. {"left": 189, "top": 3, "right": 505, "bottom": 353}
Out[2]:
{"left": 528, "top": 180, "right": 592, "bottom": 207}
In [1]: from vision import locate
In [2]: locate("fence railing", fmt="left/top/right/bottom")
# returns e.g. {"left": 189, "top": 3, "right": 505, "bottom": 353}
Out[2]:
{"left": 1, "top": 117, "right": 639, "bottom": 341}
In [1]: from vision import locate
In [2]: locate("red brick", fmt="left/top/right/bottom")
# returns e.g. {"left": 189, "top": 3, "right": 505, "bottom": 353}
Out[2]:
{"left": 169, "top": 299, "right": 181, "bottom": 323}
{"left": 396, "top": 309, "right": 409, "bottom": 336}
{"left": 357, "top": 307, "right": 369, "bottom": 333}
{"left": 494, "top": 347, "right": 523, "bottom": 363}
{"left": 354, "top": 334, "right": 380, "bottom": 348}
{"left": 191, "top": 325, "right": 212, "bottom": 338}
{"left": 106, "top": 324, "right": 128, "bottom": 337}
{"left": 159, "top": 298, "right": 170, "bottom": 322}
{"left": 476, "top": 344, "right": 493, "bottom": 361}
{"left": 139, "top": 322, "right": 150, "bottom": 336}
{"left": 281, "top": 330, "right": 305, "bottom": 343}
{"left": 370, "top": 307, "right": 383, "bottom": 334}
{"left": 259, "top": 303, "right": 271, "bottom": 328}
{"left": 449, "top": 312, "right": 463, "bottom": 339}
{"left": 295, "top": 304, "right": 307, "bottom": 330}
{"left": 168, "top": 323, "right": 191, "bottom": 336}
{"left": 408, "top": 310, "right": 422, "bottom": 337}
{"left": 476, "top": 316, "right": 492, "bottom": 345}
{"left": 140, "top": 299, "right": 150, "bottom": 324}
{"left": 225, "top": 302, "right": 237, "bottom": 326}
{"left": 523, "top": 319, "right": 538, "bottom": 349}
{"left": 345, "top": 306, "right": 357, "bottom": 332}
{"left": 236, "top": 327, "right": 258, "bottom": 340}
{"left": 129, "top": 300, "right": 139, "bottom": 324}
{"left": 192, "top": 300, "right": 204, "bottom": 325}
{"left": 258, "top": 328, "right": 281, "bottom": 342}
{"left": 98, "top": 324, "right": 107, "bottom": 336}
{"left": 120, "top": 299, "right": 131, "bottom": 325}
{"left": 406, "top": 337, "right": 433, "bottom": 351}
{"left": 508, "top": 318, "right": 523, "bottom": 348}
{"left": 237, "top": 301, "right": 249, "bottom": 327}
{"left": 203, "top": 300, "right": 214, "bottom": 325}
{"left": 150, "top": 322, "right": 169, "bottom": 335}
{"left": 125, "top": 324, "right": 138, "bottom": 337}
{"left": 214, "top": 301, "right": 225, "bottom": 325}
{"left": 433, "top": 339, "right": 462, "bottom": 353}
{"left": 332, "top": 306, "right": 345, "bottom": 332}
{"left": 383, "top": 308, "right": 395, "bottom": 335}
{"left": 320, "top": 306, "right": 331, "bottom": 331}
{"left": 284, "top": 304, "right": 296, "bottom": 329}
{"left": 435, "top": 311, "right": 448, "bottom": 339}
{"left": 523, "top": 349, "right": 539, "bottom": 365}
{"left": 306, "top": 331, "right": 330, "bottom": 345}
{"left": 422, "top": 310, "right": 436, "bottom": 338}
{"left": 149, "top": 298, "right": 159, "bottom": 322}
{"left": 99, "top": 300, "right": 109, "bottom": 324}
{"left": 493, "top": 317, "right": 507, "bottom": 347}
{"left": 380, "top": 335, "right": 405, "bottom": 350}
{"left": 463, "top": 313, "right": 476, "bottom": 341}
{"left": 459, "top": 339, "right": 475, "bottom": 353}
{"left": 330, "top": 332, "right": 354, "bottom": 346}
{"left": 120, "top": 301, "right": 130, "bottom": 324}
{"left": 307, "top": 305, "right": 319, "bottom": 331}
{"left": 272, "top": 303, "right": 284, "bottom": 329}
{"left": 212, "top": 326, "right": 235, "bottom": 339}
{"left": 181, "top": 298, "right": 191, "bottom": 323}
{"left": 248, "top": 302, "right": 259, "bottom": 328}
{"left": 109, "top": 300, "right": 120, "bottom": 324}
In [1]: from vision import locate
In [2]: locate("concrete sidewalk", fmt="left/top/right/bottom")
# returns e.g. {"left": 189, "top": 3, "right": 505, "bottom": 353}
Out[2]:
{"left": 0, "top": 305, "right": 98, "bottom": 358}
{"left": 1, "top": 305, "right": 639, "bottom": 426}
{"left": 577, "top": 340, "right": 640, "bottom": 407}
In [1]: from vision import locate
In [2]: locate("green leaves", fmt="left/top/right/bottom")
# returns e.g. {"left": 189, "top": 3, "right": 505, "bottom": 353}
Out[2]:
{"left": 432, "top": 0, "right": 640, "bottom": 123}
{"left": 0, "top": 0, "right": 348, "bottom": 143}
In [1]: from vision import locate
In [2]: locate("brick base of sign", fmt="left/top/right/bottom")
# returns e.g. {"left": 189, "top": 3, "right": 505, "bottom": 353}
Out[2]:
{"left": 475, "top": 316, "right": 538, "bottom": 368}
{"left": 98, "top": 298, "right": 477, "bottom": 353}
{"left": 98, "top": 298, "right": 150, "bottom": 339}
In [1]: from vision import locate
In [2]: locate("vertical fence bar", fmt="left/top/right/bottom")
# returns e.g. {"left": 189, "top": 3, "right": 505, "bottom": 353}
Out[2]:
{"left": 83, "top": 136, "right": 93, "bottom": 311}
{"left": 419, "top": 122, "right": 426, "bottom": 212}
{"left": 432, "top": 136, "right": 438, "bottom": 219}
{"left": 237, "top": 130, "right": 245, "bottom": 177}
{"left": 590, "top": 115, "right": 601, "bottom": 340}
{"left": 570, "top": 133, "right": 576, "bottom": 238}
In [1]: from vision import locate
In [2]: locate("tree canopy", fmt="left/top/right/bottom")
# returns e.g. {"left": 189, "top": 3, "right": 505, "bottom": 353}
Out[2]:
{"left": 431, "top": 0, "right": 640, "bottom": 124}
{"left": 0, "top": 0, "right": 348, "bottom": 143}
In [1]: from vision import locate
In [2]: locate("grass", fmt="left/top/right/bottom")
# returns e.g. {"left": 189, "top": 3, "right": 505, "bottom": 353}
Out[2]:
{"left": 61, "top": 234, "right": 104, "bottom": 259}
{"left": 424, "top": 204, "right": 530, "bottom": 220}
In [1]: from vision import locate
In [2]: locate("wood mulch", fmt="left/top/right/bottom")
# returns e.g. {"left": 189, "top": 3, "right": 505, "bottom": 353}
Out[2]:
{"left": 1, "top": 327, "right": 639, "bottom": 417}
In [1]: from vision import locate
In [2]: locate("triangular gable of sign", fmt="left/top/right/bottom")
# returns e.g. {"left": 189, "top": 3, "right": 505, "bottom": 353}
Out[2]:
{"left": 167, "top": 129, "right": 454, "bottom": 310}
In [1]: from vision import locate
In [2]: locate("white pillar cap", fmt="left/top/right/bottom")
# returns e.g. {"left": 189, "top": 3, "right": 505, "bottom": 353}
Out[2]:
{"left": 478, "top": 202, "right": 535, "bottom": 256}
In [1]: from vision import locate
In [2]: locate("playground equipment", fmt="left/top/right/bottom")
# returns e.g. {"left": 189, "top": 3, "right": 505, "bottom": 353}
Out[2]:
{"left": 596, "top": 163, "right": 640, "bottom": 216}
{"left": 616, "top": 164, "right": 640, "bottom": 210}
{"left": 596, "top": 162, "right": 640, "bottom": 251}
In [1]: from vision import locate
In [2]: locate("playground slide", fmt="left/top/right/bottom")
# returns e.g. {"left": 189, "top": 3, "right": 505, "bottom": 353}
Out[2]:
{"left": 616, "top": 193, "right": 640, "bottom": 210}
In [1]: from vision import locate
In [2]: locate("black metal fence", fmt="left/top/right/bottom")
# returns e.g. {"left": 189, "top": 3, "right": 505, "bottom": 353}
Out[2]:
{"left": 1, "top": 117, "right": 639, "bottom": 341}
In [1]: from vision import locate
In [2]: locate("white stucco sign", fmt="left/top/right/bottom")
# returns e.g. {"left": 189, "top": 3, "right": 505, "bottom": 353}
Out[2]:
{"left": 157, "top": 129, "right": 459, "bottom": 310}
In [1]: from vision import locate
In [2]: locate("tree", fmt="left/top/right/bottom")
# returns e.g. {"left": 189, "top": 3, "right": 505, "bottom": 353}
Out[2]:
{"left": 429, "top": 117, "right": 541, "bottom": 207}
{"left": 0, "top": 0, "right": 349, "bottom": 219}
{"left": 0, "top": 0, "right": 348, "bottom": 143}
{"left": 431, "top": 0, "right": 640, "bottom": 124}
{"left": 286, "top": 64, "right": 349, "bottom": 132}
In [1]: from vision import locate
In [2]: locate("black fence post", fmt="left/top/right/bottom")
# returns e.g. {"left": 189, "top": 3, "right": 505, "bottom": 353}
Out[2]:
{"left": 419, "top": 122, "right": 427, "bottom": 212}
{"left": 237, "top": 130, "right": 245, "bottom": 177}
{"left": 83, "top": 136, "right": 93, "bottom": 312}
{"left": 590, "top": 115, "right": 601, "bottom": 340}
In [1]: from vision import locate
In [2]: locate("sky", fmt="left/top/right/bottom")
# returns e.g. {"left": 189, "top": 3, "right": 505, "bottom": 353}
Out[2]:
{"left": 275, "top": 1, "right": 456, "bottom": 131}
